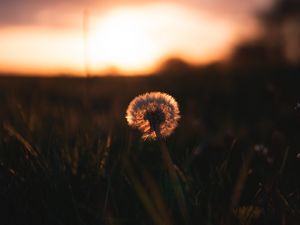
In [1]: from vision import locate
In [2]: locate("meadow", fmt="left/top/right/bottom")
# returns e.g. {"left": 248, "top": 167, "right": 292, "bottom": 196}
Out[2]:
{"left": 0, "top": 64, "right": 299, "bottom": 225}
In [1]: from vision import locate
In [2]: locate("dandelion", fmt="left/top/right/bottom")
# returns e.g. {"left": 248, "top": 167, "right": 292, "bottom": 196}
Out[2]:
{"left": 126, "top": 92, "right": 180, "bottom": 140}
{"left": 126, "top": 92, "right": 188, "bottom": 221}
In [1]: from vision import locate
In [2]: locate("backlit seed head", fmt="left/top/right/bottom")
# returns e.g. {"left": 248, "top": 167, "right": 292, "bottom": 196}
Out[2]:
{"left": 126, "top": 92, "right": 180, "bottom": 140}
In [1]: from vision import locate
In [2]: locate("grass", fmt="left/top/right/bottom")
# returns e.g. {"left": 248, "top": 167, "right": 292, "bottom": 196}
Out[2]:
{"left": 0, "top": 65, "right": 300, "bottom": 225}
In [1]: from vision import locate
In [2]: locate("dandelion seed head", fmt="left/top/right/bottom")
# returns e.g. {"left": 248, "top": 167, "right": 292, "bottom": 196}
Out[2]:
{"left": 126, "top": 92, "right": 180, "bottom": 140}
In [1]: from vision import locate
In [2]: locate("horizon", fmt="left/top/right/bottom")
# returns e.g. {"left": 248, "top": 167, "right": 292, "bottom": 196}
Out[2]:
{"left": 0, "top": 0, "right": 275, "bottom": 76}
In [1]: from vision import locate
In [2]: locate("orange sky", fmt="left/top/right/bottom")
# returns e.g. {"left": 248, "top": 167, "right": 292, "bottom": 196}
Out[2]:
{"left": 0, "top": 0, "right": 275, "bottom": 76}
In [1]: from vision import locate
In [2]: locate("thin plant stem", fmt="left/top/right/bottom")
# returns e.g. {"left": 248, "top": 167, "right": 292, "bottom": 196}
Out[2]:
{"left": 155, "top": 131, "right": 189, "bottom": 224}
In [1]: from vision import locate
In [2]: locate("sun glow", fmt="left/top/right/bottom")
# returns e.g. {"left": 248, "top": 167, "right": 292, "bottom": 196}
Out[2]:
{"left": 0, "top": 3, "right": 254, "bottom": 75}
{"left": 86, "top": 3, "right": 241, "bottom": 74}
{"left": 88, "top": 10, "right": 160, "bottom": 73}
{"left": 0, "top": 27, "right": 84, "bottom": 75}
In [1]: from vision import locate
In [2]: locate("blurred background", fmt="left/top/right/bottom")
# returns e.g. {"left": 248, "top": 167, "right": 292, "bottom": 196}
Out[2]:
{"left": 0, "top": 1, "right": 300, "bottom": 225}
{"left": 0, "top": 0, "right": 299, "bottom": 75}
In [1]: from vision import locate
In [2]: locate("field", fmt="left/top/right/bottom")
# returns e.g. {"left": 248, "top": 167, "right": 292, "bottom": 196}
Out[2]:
{"left": 0, "top": 65, "right": 300, "bottom": 225}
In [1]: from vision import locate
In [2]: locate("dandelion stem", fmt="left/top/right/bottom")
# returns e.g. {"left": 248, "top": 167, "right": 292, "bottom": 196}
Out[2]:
{"left": 156, "top": 131, "right": 189, "bottom": 224}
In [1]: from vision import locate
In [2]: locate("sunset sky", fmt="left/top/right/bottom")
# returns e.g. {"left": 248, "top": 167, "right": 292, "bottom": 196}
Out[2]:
{"left": 0, "top": 0, "right": 275, "bottom": 76}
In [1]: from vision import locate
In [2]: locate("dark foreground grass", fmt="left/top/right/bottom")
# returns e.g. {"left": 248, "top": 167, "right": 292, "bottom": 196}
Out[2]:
{"left": 0, "top": 65, "right": 300, "bottom": 225}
